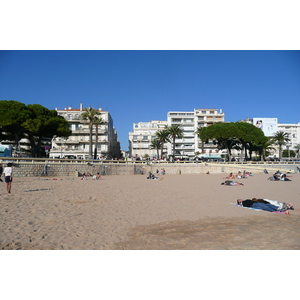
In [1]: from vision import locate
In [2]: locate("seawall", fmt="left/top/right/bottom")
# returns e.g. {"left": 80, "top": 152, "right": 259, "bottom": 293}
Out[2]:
{"left": 1, "top": 158, "right": 299, "bottom": 177}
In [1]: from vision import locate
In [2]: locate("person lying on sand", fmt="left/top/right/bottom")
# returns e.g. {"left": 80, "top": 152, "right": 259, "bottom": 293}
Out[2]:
{"left": 147, "top": 171, "right": 158, "bottom": 180}
{"left": 221, "top": 180, "right": 244, "bottom": 186}
{"left": 269, "top": 173, "right": 291, "bottom": 181}
{"left": 280, "top": 174, "right": 292, "bottom": 181}
{"left": 237, "top": 198, "right": 294, "bottom": 213}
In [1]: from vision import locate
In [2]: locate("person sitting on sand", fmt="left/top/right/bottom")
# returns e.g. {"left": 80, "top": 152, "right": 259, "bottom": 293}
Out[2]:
{"left": 269, "top": 173, "right": 280, "bottom": 181}
{"left": 228, "top": 172, "right": 235, "bottom": 179}
{"left": 81, "top": 173, "right": 87, "bottom": 180}
{"left": 221, "top": 180, "right": 244, "bottom": 186}
{"left": 237, "top": 198, "right": 293, "bottom": 213}
{"left": 92, "top": 173, "right": 101, "bottom": 180}
{"left": 236, "top": 171, "right": 247, "bottom": 179}
{"left": 223, "top": 172, "right": 236, "bottom": 179}
{"left": 280, "top": 174, "right": 291, "bottom": 181}
{"left": 243, "top": 170, "right": 253, "bottom": 177}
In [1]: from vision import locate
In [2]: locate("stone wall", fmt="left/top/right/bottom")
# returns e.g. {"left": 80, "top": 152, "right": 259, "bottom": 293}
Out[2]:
{"left": 3, "top": 160, "right": 296, "bottom": 177}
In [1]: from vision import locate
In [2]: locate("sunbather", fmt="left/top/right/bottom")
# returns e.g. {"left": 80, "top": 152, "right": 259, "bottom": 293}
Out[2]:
{"left": 237, "top": 198, "right": 294, "bottom": 213}
{"left": 221, "top": 180, "right": 244, "bottom": 186}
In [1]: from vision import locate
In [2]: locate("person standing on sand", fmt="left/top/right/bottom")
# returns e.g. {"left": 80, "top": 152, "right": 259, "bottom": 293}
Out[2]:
{"left": 3, "top": 162, "right": 13, "bottom": 193}
{"left": 0, "top": 163, "right": 3, "bottom": 182}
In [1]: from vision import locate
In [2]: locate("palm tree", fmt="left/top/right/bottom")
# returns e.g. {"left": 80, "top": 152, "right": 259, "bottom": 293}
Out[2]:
{"left": 81, "top": 107, "right": 101, "bottom": 159}
{"left": 150, "top": 138, "right": 161, "bottom": 159}
{"left": 93, "top": 116, "right": 104, "bottom": 159}
{"left": 166, "top": 124, "right": 183, "bottom": 160}
{"left": 253, "top": 137, "right": 276, "bottom": 161}
{"left": 294, "top": 143, "right": 300, "bottom": 159}
{"left": 272, "top": 131, "right": 291, "bottom": 160}
{"left": 155, "top": 128, "right": 170, "bottom": 159}
{"left": 195, "top": 126, "right": 206, "bottom": 154}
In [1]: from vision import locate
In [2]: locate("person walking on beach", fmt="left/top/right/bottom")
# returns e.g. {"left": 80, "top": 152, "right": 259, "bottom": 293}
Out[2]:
{"left": 3, "top": 162, "right": 13, "bottom": 193}
{"left": 0, "top": 163, "right": 3, "bottom": 182}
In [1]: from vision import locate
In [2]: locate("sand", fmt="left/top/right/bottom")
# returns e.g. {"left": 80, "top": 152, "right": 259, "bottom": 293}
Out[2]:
{"left": 1, "top": 172, "right": 300, "bottom": 250}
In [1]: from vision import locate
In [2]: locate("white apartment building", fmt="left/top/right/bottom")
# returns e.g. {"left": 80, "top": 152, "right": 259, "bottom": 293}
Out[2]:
{"left": 49, "top": 104, "right": 120, "bottom": 159}
{"left": 128, "top": 120, "right": 168, "bottom": 159}
{"left": 128, "top": 108, "right": 225, "bottom": 160}
{"left": 277, "top": 122, "right": 300, "bottom": 158}
{"left": 167, "top": 108, "right": 225, "bottom": 158}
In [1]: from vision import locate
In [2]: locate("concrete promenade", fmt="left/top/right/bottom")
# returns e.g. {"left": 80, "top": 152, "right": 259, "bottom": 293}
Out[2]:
{"left": 1, "top": 157, "right": 299, "bottom": 177}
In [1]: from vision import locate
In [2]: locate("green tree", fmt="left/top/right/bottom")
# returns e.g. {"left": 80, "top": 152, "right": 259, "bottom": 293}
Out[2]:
{"left": 198, "top": 122, "right": 266, "bottom": 161}
{"left": 198, "top": 123, "right": 240, "bottom": 161}
{"left": 155, "top": 128, "right": 170, "bottom": 159}
{"left": 235, "top": 122, "right": 267, "bottom": 160}
{"left": 81, "top": 107, "right": 101, "bottom": 159}
{"left": 93, "top": 115, "right": 104, "bottom": 159}
{"left": 0, "top": 100, "right": 31, "bottom": 150}
{"left": 254, "top": 137, "right": 276, "bottom": 161}
{"left": 150, "top": 138, "right": 162, "bottom": 159}
{"left": 271, "top": 131, "right": 291, "bottom": 160}
{"left": 22, "top": 104, "right": 71, "bottom": 157}
{"left": 166, "top": 124, "right": 183, "bottom": 160}
{"left": 282, "top": 149, "right": 296, "bottom": 158}
{"left": 294, "top": 143, "right": 300, "bottom": 159}
{"left": 195, "top": 127, "right": 206, "bottom": 153}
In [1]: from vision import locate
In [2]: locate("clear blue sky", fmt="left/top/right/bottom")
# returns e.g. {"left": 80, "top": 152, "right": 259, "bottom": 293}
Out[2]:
{"left": 1, "top": 50, "right": 300, "bottom": 150}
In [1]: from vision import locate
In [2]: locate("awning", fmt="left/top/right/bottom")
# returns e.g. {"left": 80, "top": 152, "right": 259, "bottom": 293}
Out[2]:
{"left": 197, "top": 154, "right": 222, "bottom": 159}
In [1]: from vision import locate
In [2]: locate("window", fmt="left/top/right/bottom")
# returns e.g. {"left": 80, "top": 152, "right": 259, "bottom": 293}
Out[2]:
{"left": 172, "top": 118, "right": 181, "bottom": 123}
{"left": 185, "top": 119, "right": 193, "bottom": 123}
{"left": 143, "top": 136, "right": 148, "bottom": 140}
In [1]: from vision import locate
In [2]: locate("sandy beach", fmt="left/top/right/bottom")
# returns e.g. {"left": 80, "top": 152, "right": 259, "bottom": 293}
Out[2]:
{"left": 1, "top": 171, "right": 300, "bottom": 250}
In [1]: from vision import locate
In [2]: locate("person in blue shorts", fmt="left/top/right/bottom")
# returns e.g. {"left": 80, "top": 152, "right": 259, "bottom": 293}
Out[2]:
{"left": 3, "top": 162, "right": 13, "bottom": 193}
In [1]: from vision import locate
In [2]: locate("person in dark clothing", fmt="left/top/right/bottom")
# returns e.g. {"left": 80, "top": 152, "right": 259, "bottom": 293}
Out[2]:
{"left": 237, "top": 199, "right": 280, "bottom": 212}
{"left": 0, "top": 164, "right": 3, "bottom": 182}
{"left": 237, "top": 198, "right": 292, "bottom": 213}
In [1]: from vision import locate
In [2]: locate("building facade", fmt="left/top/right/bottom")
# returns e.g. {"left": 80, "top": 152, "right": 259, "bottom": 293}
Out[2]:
{"left": 128, "top": 120, "right": 168, "bottom": 159}
{"left": 277, "top": 122, "right": 300, "bottom": 158}
{"left": 128, "top": 108, "right": 225, "bottom": 160}
{"left": 49, "top": 104, "right": 121, "bottom": 159}
{"left": 167, "top": 108, "right": 225, "bottom": 158}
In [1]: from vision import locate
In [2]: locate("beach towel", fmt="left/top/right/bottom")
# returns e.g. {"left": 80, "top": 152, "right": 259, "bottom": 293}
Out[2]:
{"left": 230, "top": 203, "right": 265, "bottom": 212}
{"left": 230, "top": 203, "right": 287, "bottom": 214}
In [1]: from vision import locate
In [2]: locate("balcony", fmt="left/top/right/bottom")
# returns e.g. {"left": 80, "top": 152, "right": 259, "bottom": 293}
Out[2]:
{"left": 54, "top": 138, "right": 108, "bottom": 145}
{"left": 71, "top": 128, "right": 107, "bottom": 134}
